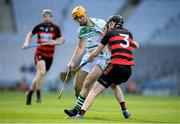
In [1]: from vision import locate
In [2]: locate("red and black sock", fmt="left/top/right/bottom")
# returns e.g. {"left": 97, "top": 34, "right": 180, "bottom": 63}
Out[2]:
{"left": 36, "top": 89, "right": 41, "bottom": 98}
{"left": 29, "top": 90, "right": 34, "bottom": 95}
{"left": 79, "top": 109, "right": 86, "bottom": 115}
{"left": 120, "top": 102, "right": 127, "bottom": 111}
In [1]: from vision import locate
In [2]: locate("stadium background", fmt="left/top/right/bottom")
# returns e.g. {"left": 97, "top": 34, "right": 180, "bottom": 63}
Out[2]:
{"left": 0, "top": 0, "right": 180, "bottom": 96}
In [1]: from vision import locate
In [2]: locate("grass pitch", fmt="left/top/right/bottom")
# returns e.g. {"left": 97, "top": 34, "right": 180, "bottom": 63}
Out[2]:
{"left": 0, "top": 91, "right": 179, "bottom": 123}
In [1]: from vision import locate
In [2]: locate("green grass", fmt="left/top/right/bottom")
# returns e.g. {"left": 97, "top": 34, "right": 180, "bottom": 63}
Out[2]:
{"left": 0, "top": 91, "right": 179, "bottom": 123}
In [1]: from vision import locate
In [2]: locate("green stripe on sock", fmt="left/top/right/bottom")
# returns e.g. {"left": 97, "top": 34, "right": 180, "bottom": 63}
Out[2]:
{"left": 74, "top": 95, "right": 85, "bottom": 111}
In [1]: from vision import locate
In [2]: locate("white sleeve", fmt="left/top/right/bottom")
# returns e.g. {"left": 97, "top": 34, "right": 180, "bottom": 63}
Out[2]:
{"left": 77, "top": 27, "right": 81, "bottom": 39}
{"left": 98, "top": 19, "right": 106, "bottom": 29}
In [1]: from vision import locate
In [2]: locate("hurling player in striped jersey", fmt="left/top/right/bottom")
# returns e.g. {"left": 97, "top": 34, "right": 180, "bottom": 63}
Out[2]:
{"left": 64, "top": 7, "right": 131, "bottom": 119}
{"left": 23, "top": 9, "right": 64, "bottom": 105}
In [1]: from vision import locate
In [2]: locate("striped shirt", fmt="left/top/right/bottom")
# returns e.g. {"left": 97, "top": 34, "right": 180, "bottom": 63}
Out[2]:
{"left": 101, "top": 27, "right": 135, "bottom": 66}
{"left": 32, "top": 22, "right": 61, "bottom": 57}
{"left": 77, "top": 18, "right": 107, "bottom": 56}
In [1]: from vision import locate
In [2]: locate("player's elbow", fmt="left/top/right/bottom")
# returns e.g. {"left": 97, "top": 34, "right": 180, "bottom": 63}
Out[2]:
{"left": 57, "top": 37, "right": 64, "bottom": 45}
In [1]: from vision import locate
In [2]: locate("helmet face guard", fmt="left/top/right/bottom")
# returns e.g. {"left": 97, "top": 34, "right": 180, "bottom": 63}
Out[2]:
{"left": 107, "top": 15, "right": 124, "bottom": 28}
{"left": 43, "top": 9, "right": 53, "bottom": 17}
{"left": 72, "top": 6, "right": 86, "bottom": 20}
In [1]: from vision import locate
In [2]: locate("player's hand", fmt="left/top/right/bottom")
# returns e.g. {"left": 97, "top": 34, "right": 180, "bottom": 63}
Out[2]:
{"left": 67, "top": 62, "right": 74, "bottom": 71}
{"left": 49, "top": 40, "right": 56, "bottom": 46}
{"left": 87, "top": 54, "right": 95, "bottom": 62}
{"left": 100, "top": 26, "right": 108, "bottom": 37}
{"left": 22, "top": 44, "right": 29, "bottom": 49}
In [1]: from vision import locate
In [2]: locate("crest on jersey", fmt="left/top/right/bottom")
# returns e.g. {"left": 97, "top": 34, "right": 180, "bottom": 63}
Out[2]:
{"left": 40, "top": 27, "right": 44, "bottom": 30}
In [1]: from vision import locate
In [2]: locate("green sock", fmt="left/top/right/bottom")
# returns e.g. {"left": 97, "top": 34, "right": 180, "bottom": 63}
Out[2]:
{"left": 74, "top": 94, "right": 85, "bottom": 112}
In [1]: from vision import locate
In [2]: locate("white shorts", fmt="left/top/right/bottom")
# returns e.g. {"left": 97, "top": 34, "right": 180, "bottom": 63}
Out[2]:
{"left": 80, "top": 53, "right": 110, "bottom": 73}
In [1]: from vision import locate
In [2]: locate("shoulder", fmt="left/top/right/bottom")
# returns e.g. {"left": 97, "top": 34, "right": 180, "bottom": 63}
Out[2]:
{"left": 77, "top": 26, "right": 84, "bottom": 34}
{"left": 120, "top": 28, "right": 133, "bottom": 38}
{"left": 33, "top": 23, "right": 45, "bottom": 30}
{"left": 90, "top": 18, "right": 106, "bottom": 23}
{"left": 48, "top": 23, "right": 60, "bottom": 32}
{"left": 106, "top": 30, "right": 115, "bottom": 38}
{"left": 52, "top": 23, "right": 60, "bottom": 28}
{"left": 90, "top": 18, "right": 106, "bottom": 27}
{"left": 32, "top": 23, "right": 43, "bottom": 32}
{"left": 35, "top": 23, "right": 44, "bottom": 27}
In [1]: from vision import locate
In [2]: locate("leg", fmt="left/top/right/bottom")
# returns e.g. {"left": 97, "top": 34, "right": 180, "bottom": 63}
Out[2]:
{"left": 35, "top": 60, "right": 46, "bottom": 90}
{"left": 64, "top": 65, "right": 102, "bottom": 116}
{"left": 26, "top": 60, "right": 46, "bottom": 105}
{"left": 26, "top": 79, "right": 36, "bottom": 105}
{"left": 30, "top": 79, "right": 36, "bottom": 91}
{"left": 80, "top": 65, "right": 102, "bottom": 98}
{"left": 73, "top": 65, "right": 102, "bottom": 111}
{"left": 81, "top": 82, "right": 105, "bottom": 112}
{"left": 35, "top": 60, "right": 46, "bottom": 103}
{"left": 64, "top": 70, "right": 88, "bottom": 116}
{"left": 111, "top": 84, "right": 131, "bottom": 119}
{"left": 111, "top": 84, "right": 125, "bottom": 107}
{"left": 73, "top": 70, "right": 88, "bottom": 97}
{"left": 69, "top": 82, "right": 106, "bottom": 119}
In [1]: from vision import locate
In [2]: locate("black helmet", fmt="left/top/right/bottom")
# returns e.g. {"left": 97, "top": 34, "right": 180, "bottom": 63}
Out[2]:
{"left": 107, "top": 15, "right": 124, "bottom": 26}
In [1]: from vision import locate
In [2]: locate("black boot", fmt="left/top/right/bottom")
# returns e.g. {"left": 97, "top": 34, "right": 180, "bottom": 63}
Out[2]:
{"left": 26, "top": 90, "right": 33, "bottom": 105}
{"left": 64, "top": 108, "right": 78, "bottom": 117}
{"left": 36, "top": 89, "right": 41, "bottom": 103}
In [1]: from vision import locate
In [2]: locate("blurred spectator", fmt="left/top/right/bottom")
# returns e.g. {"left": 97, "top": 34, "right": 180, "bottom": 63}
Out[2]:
{"left": 16, "top": 77, "right": 28, "bottom": 92}
{"left": 127, "top": 81, "right": 137, "bottom": 95}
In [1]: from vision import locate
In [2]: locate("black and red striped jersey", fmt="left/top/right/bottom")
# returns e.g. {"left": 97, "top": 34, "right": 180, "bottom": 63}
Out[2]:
{"left": 32, "top": 22, "right": 62, "bottom": 58}
{"left": 101, "top": 27, "right": 135, "bottom": 66}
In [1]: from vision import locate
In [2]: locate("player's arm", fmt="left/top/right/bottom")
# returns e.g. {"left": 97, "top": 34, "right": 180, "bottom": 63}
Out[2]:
{"left": 46, "top": 26, "right": 64, "bottom": 46}
{"left": 88, "top": 32, "right": 110, "bottom": 62}
{"left": 88, "top": 43, "right": 105, "bottom": 62}
{"left": 55, "top": 36, "right": 64, "bottom": 45}
{"left": 101, "top": 25, "right": 108, "bottom": 37}
{"left": 67, "top": 39, "right": 86, "bottom": 70}
{"left": 22, "top": 25, "right": 39, "bottom": 49}
{"left": 22, "top": 32, "right": 33, "bottom": 49}
{"left": 129, "top": 32, "right": 139, "bottom": 49}
{"left": 48, "top": 36, "right": 64, "bottom": 46}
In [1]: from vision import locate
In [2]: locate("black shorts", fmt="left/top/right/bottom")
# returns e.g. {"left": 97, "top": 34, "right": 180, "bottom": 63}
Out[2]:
{"left": 34, "top": 54, "right": 53, "bottom": 71}
{"left": 98, "top": 63, "right": 132, "bottom": 88}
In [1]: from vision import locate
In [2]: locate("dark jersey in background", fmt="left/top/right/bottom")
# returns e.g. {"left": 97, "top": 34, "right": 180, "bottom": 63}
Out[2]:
{"left": 32, "top": 23, "right": 62, "bottom": 58}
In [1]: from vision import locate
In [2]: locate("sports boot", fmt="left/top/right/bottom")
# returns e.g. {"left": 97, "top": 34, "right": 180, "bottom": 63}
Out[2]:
{"left": 36, "top": 89, "right": 41, "bottom": 103}
{"left": 123, "top": 109, "right": 131, "bottom": 119}
{"left": 65, "top": 114, "right": 84, "bottom": 119}
{"left": 64, "top": 108, "right": 78, "bottom": 117}
{"left": 26, "top": 91, "right": 33, "bottom": 105}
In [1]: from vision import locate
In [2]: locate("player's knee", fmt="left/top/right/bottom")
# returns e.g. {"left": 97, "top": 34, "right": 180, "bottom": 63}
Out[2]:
{"left": 39, "top": 70, "right": 46, "bottom": 76}
{"left": 84, "top": 76, "right": 95, "bottom": 87}
{"left": 111, "top": 84, "right": 116, "bottom": 89}
{"left": 90, "top": 89, "right": 99, "bottom": 97}
{"left": 83, "top": 80, "right": 92, "bottom": 90}
{"left": 74, "top": 85, "right": 81, "bottom": 93}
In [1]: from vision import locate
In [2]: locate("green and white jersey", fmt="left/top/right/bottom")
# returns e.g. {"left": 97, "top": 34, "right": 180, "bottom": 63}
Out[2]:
{"left": 77, "top": 18, "right": 107, "bottom": 54}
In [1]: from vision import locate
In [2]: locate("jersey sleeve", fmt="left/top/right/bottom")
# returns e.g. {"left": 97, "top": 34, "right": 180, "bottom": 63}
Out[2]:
{"left": 129, "top": 32, "right": 133, "bottom": 39}
{"left": 97, "top": 19, "right": 106, "bottom": 30}
{"left": 101, "top": 32, "right": 111, "bottom": 46}
{"left": 91, "top": 18, "right": 106, "bottom": 32}
{"left": 55, "top": 25, "right": 62, "bottom": 38}
{"left": 128, "top": 31, "right": 136, "bottom": 43}
{"left": 32, "top": 25, "right": 39, "bottom": 35}
{"left": 77, "top": 27, "right": 82, "bottom": 39}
